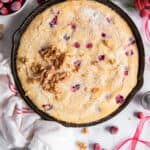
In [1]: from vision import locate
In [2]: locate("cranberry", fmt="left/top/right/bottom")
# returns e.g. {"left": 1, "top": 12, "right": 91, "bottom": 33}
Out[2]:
{"left": 128, "top": 37, "right": 136, "bottom": 45}
{"left": 71, "top": 23, "right": 76, "bottom": 30}
{"left": 0, "top": 2, "right": 4, "bottom": 8}
{"left": 63, "top": 34, "right": 70, "bottom": 40}
{"left": 125, "top": 50, "right": 134, "bottom": 56}
{"left": 0, "top": 7, "right": 9, "bottom": 15}
{"left": 86, "top": 42, "right": 93, "bottom": 49}
{"left": 98, "top": 54, "right": 105, "bottom": 61}
{"left": 49, "top": 15, "right": 58, "bottom": 28}
{"left": 101, "top": 32, "right": 106, "bottom": 38}
{"left": 11, "top": 1, "right": 22, "bottom": 11}
{"left": 136, "top": 112, "right": 144, "bottom": 119}
{"left": 124, "top": 67, "right": 129, "bottom": 76}
{"left": 93, "top": 143, "right": 101, "bottom": 150}
{"left": 74, "top": 59, "right": 81, "bottom": 67}
{"left": 42, "top": 104, "right": 53, "bottom": 111}
{"left": 71, "top": 84, "right": 80, "bottom": 92}
{"left": 109, "top": 126, "right": 119, "bottom": 134}
{"left": 115, "top": 94, "right": 124, "bottom": 104}
{"left": 73, "top": 42, "right": 80, "bottom": 48}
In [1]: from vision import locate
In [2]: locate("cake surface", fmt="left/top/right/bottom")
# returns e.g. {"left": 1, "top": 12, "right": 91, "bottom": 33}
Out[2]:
{"left": 16, "top": 0, "right": 139, "bottom": 124}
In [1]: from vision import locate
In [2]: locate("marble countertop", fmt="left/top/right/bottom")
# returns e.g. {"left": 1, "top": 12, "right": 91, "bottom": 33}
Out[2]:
{"left": 0, "top": 0, "right": 150, "bottom": 150}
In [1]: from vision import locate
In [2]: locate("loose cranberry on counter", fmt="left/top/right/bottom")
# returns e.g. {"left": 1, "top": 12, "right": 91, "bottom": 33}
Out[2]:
{"left": 11, "top": 1, "right": 22, "bottom": 11}
{"left": 109, "top": 126, "right": 119, "bottom": 134}
{"left": 0, "top": 7, "right": 9, "bottom": 15}
{"left": 93, "top": 143, "right": 101, "bottom": 150}
{"left": 135, "top": 112, "right": 144, "bottom": 119}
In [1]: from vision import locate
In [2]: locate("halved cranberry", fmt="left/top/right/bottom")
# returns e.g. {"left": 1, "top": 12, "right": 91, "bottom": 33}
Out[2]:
{"left": 42, "top": 104, "right": 53, "bottom": 111}
{"left": 101, "top": 32, "right": 106, "bottom": 38}
{"left": 125, "top": 50, "right": 134, "bottom": 56}
{"left": 63, "top": 34, "right": 70, "bottom": 40}
{"left": 98, "top": 54, "right": 105, "bottom": 61}
{"left": 86, "top": 42, "right": 93, "bottom": 49}
{"left": 71, "top": 23, "right": 76, "bottom": 30}
{"left": 136, "top": 112, "right": 144, "bottom": 119}
{"left": 93, "top": 143, "right": 101, "bottom": 150}
{"left": 49, "top": 15, "right": 58, "bottom": 28}
{"left": 0, "top": 7, "right": 9, "bottom": 15}
{"left": 71, "top": 84, "right": 80, "bottom": 92}
{"left": 73, "top": 42, "right": 80, "bottom": 48}
{"left": 124, "top": 67, "right": 129, "bottom": 76}
{"left": 115, "top": 94, "right": 124, "bottom": 103}
{"left": 11, "top": 1, "right": 22, "bottom": 11}
{"left": 74, "top": 59, "right": 81, "bottom": 67}
{"left": 109, "top": 126, "right": 119, "bottom": 134}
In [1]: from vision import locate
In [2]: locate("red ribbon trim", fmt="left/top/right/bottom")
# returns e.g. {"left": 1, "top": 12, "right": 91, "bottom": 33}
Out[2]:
{"left": 7, "top": 75, "right": 18, "bottom": 95}
{"left": 115, "top": 116, "right": 150, "bottom": 150}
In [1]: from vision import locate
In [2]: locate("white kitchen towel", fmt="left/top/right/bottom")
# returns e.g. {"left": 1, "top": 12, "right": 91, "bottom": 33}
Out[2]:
{"left": 0, "top": 59, "right": 74, "bottom": 150}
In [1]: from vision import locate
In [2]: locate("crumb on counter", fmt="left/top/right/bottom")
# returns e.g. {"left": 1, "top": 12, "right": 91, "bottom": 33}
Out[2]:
{"left": 81, "top": 127, "right": 89, "bottom": 135}
{"left": 77, "top": 141, "right": 87, "bottom": 150}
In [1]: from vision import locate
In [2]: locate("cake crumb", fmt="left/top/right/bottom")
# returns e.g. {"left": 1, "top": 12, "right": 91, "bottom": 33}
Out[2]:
{"left": 77, "top": 141, "right": 87, "bottom": 150}
{"left": 81, "top": 128, "right": 89, "bottom": 135}
{"left": 0, "top": 24, "right": 4, "bottom": 30}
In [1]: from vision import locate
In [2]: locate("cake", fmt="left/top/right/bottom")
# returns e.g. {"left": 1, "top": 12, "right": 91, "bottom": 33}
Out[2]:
{"left": 16, "top": 0, "right": 139, "bottom": 124}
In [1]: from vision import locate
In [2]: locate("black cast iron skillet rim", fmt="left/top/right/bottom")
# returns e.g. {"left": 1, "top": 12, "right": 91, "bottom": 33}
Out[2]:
{"left": 11, "top": 0, "right": 145, "bottom": 127}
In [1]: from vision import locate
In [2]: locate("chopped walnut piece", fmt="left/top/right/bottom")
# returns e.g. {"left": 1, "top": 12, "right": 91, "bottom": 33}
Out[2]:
{"left": 81, "top": 128, "right": 89, "bottom": 135}
{"left": 108, "top": 59, "right": 115, "bottom": 65}
{"left": 102, "top": 39, "right": 113, "bottom": 49}
{"left": 91, "top": 87, "right": 100, "bottom": 93}
{"left": 31, "top": 63, "right": 44, "bottom": 75}
{"left": 91, "top": 60, "right": 98, "bottom": 65}
{"left": 77, "top": 141, "right": 87, "bottom": 150}
{"left": 41, "top": 72, "right": 68, "bottom": 92}
{"left": 39, "top": 46, "right": 65, "bottom": 69}
{"left": 52, "top": 53, "right": 65, "bottom": 69}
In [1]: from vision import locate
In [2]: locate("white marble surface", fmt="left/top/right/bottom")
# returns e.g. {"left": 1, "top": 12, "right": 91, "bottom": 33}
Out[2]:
{"left": 0, "top": 0, "right": 150, "bottom": 150}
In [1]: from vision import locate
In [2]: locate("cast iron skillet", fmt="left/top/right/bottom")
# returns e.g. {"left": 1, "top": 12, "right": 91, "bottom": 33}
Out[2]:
{"left": 11, "top": 0, "right": 145, "bottom": 127}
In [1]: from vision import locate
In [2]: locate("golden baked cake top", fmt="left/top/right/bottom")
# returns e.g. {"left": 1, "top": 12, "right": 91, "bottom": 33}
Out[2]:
{"left": 16, "top": 0, "right": 139, "bottom": 124}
